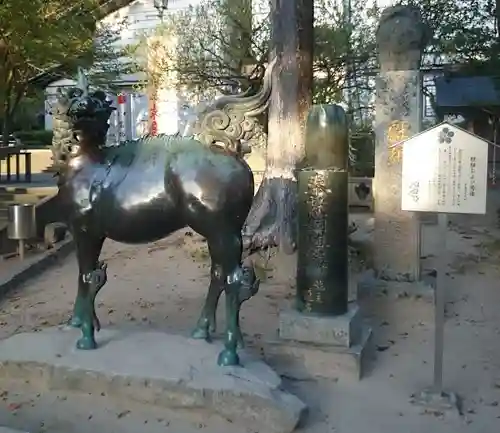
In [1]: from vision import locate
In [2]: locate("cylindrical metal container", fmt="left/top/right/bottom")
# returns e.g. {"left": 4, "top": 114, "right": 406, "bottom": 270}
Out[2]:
{"left": 7, "top": 203, "right": 37, "bottom": 240}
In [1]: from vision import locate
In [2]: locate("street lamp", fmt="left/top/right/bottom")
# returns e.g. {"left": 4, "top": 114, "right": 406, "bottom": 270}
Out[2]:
{"left": 153, "top": 0, "right": 169, "bottom": 21}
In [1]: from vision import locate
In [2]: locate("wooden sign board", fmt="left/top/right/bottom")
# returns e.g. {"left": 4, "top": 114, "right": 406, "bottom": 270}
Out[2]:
{"left": 401, "top": 123, "right": 488, "bottom": 215}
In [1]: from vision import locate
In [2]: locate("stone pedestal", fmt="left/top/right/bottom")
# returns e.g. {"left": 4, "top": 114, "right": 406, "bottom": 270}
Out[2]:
{"left": 0, "top": 327, "right": 306, "bottom": 433}
{"left": 280, "top": 303, "right": 361, "bottom": 346}
{"left": 269, "top": 303, "right": 373, "bottom": 380}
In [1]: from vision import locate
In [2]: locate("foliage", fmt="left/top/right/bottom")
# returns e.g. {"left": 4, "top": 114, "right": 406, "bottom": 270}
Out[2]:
{"left": 128, "top": 0, "right": 379, "bottom": 124}
{"left": 401, "top": 0, "right": 498, "bottom": 67}
{"left": 8, "top": 91, "right": 46, "bottom": 131}
{"left": 14, "top": 130, "right": 54, "bottom": 147}
{"left": 0, "top": 0, "right": 131, "bottom": 145}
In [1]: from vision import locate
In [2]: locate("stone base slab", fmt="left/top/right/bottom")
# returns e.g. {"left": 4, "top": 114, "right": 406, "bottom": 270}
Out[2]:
{"left": 410, "top": 388, "right": 461, "bottom": 417}
{"left": 278, "top": 303, "right": 361, "bottom": 347}
{"left": 0, "top": 327, "right": 307, "bottom": 433}
{"left": 266, "top": 326, "right": 374, "bottom": 381}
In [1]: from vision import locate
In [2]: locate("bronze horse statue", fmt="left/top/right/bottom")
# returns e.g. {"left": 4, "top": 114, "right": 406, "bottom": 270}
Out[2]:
{"left": 52, "top": 66, "right": 273, "bottom": 366}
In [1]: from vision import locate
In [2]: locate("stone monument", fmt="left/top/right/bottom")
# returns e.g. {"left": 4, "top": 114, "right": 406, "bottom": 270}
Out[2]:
{"left": 268, "top": 105, "right": 373, "bottom": 380}
{"left": 373, "top": 5, "right": 432, "bottom": 282}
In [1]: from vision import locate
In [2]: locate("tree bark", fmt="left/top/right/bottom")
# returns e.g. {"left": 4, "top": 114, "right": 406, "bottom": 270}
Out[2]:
{"left": 242, "top": 0, "right": 314, "bottom": 254}
{"left": 496, "top": 0, "right": 500, "bottom": 41}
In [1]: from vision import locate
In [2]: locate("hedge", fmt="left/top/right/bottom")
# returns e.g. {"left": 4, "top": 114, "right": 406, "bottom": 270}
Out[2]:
{"left": 14, "top": 130, "right": 53, "bottom": 148}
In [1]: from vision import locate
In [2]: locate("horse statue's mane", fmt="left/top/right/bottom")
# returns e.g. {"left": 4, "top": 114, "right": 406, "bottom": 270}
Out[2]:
{"left": 51, "top": 62, "right": 275, "bottom": 170}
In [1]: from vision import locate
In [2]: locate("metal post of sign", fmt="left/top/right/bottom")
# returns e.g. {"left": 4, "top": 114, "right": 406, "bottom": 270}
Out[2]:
{"left": 433, "top": 212, "right": 447, "bottom": 394}
{"left": 412, "top": 210, "right": 459, "bottom": 413}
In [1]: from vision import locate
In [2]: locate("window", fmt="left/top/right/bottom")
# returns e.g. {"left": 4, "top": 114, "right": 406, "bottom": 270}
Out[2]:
{"left": 423, "top": 74, "right": 436, "bottom": 118}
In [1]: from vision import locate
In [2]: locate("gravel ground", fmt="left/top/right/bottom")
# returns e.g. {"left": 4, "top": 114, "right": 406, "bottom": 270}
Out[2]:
{"left": 0, "top": 217, "right": 499, "bottom": 433}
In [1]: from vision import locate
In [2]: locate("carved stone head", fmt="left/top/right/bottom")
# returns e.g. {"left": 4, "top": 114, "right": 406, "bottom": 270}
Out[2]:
{"left": 376, "top": 5, "right": 432, "bottom": 71}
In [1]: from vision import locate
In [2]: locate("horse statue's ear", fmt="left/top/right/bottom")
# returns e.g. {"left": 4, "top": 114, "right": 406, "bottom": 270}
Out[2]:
{"left": 77, "top": 66, "right": 89, "bottom": 97}
{"left": 67, "top": 88, "right": 83, "bottom": 99}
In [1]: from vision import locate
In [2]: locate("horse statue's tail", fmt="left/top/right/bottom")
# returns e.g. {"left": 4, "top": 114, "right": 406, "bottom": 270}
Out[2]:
{"left": 187, "top": 58, "right": 276, "bottom": 157}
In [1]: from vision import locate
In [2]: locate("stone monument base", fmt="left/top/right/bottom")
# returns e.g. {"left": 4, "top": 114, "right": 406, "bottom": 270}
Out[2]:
{"left": 0, "top": 327, "right": 307, "bottom": 433}
{"left": 410, "top": 388, "right": 461, "bottom": 417}
{"left": 270, "top": 303, "right": 374, "bottom": 380}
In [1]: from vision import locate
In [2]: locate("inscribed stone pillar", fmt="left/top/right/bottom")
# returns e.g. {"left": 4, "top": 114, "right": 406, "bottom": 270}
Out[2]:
{"left": 296, "top": 104, "right": 349, "bottom": 315}
{"left": 373, "top": 6, "right": 432, "bottom": 281}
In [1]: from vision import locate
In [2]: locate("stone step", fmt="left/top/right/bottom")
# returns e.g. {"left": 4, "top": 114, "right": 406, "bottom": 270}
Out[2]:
{"left": 264, "top": 325, "right": 374, "bottom": 381}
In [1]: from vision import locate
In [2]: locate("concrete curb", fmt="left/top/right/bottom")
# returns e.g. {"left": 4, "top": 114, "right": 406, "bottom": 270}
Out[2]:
{"left": 0, "top": 238, "right": 74, "bottom": 296}
{"left": 0, "top": 428, "right": 29, "bottom": 433}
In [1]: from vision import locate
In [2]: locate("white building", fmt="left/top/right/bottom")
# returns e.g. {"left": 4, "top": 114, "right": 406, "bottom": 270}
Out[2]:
{"left": 44, "top": 0, "right": 204, "bottom": 144}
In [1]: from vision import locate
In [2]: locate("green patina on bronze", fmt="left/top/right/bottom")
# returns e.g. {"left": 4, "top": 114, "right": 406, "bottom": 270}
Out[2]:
{"left": 50, "top": 63, "right": 275, "bottom": 367}
{"left": 296, "top": 104, "right": 349, "bottom": 316}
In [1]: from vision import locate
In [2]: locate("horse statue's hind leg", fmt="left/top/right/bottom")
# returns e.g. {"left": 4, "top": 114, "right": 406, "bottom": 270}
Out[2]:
{"left": 191, "top": 254, "right": 259, "bottom": 349}
{"left": 196, "top": 230, "right": 259, "bottom": 366}
{"left": 69, "top": 228, "right": 106, "bottom": 350}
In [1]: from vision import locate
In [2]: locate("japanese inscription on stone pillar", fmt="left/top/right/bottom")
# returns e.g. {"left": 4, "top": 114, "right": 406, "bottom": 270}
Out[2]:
{"left": 387, "top": 120, "right": 411, "bottom": 164}
{"left": 303, "top": 171, "right": 329, "bottom": 310}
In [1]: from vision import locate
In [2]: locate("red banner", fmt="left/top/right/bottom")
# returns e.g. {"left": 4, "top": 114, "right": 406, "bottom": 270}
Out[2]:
{"left": 150, "top": 99, "right": 158, "bottom": 136}
{"left": 117, "top": 94, "right": 126, "bottom": 104}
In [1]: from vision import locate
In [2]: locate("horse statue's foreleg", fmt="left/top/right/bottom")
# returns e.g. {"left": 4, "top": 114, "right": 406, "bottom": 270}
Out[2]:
{"left": 70, "top": 232, "right": 105, "bottom": 349}
{"left": 76, "top": 261, "right": 107, "bottom": 349}
{"left": 192, "top": 263, "right": 224, "bottom": 341}
{"left": 70, "top": 233, "right": 105, "bottom": 329}
{"left": 70, "top": 266, "right": 106, "bottom": 331}
{"left": 233, "top": 265, "right": 260, "bottom": 348}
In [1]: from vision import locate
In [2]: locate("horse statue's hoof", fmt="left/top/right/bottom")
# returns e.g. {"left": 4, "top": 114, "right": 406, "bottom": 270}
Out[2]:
{"left": 217, "top": 349, "right": 240, "bottom": 367}
{"left": 76, "top": 336, "right": 97, "bottom": 350}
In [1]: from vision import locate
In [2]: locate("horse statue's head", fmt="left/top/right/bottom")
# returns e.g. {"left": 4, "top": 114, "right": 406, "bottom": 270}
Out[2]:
{"left": 66, "top": 89, "right": 115, "bottom": 145}
{"left": 51, "top": 80, "right": 115, "bottom": 170}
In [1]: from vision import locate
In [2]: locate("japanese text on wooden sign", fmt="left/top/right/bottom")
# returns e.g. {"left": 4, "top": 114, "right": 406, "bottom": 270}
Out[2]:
{"left": 401, "top": 124, "right": 488, "bottom": 215}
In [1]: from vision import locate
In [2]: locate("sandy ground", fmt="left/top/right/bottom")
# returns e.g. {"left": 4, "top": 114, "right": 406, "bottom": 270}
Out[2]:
{"left": 0, "top": 214, "right": 500, "bottom": 432}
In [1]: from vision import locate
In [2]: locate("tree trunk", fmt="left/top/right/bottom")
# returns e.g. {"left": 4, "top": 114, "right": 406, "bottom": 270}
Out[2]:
{"left": 1, "top": 115, "right": 9, "bottom": 147}
{"left": 496, "top": 0, "right": 500, "bottom": 40}
{"left": 242, "top": 0, "right": 314, "bottom": 254}
{"left": 1, "top": 93, "right": 11, "bottom": 147}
